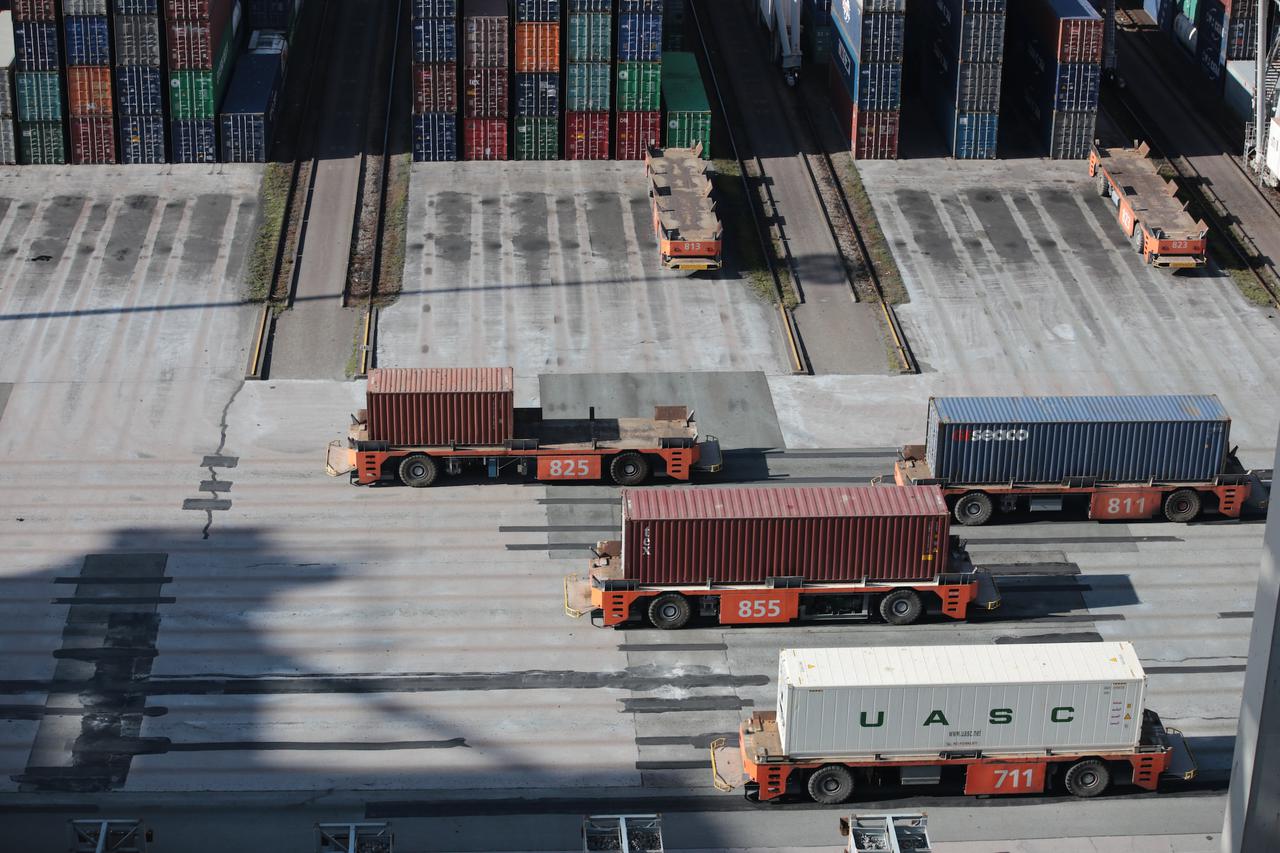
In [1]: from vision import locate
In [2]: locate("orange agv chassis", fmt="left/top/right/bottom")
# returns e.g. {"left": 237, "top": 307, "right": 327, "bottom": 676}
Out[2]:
{"left": 1089, "top": 143, "right": 1208, "bottom": 269}
{"left": 713, "top": 709, "right": 1196, "bottom": 804}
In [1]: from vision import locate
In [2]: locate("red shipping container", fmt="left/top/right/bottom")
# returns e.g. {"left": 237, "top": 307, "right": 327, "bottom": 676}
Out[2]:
{"left": 514, "top": 22, "right": 560, "bottom": 72}
{"left": 365, "top": 367, "right": 514, "bottom": 446}
{"left": 463, "top": 66, "right": 509, "bottom": 118}
{"left": 167, "top": 0, "right": 236, "bottom": 70}
{"left": 413, "top": 63, "right": 458, "bottom": 113}
{"left": 463, "top": 13, "right": 510, "bottom": 68}
{"left": 620, "top": 485, "right": 953, "bottom": 586}
{"left": 614, "top": 111, "right": 661, "bottom": 160}
{"left": 565, "top": 111, "right": 609, "bottom": 160}
{"left": 1029, "top": 0, "right": 1104, "bottom": 64}
{"left": 464, "top": 117, "right": 509, "bottom": 160}
{"left": 11, "top": 0, "right": 57, "bottom": 22}
{"left": 828, "top": 63, "right": 899, "bottom": 160}
{"left": 66, "top": 66, "right": 114, "bottom": 116}
{"left": 70, "top": 116, "right": 117, "bottom": 164}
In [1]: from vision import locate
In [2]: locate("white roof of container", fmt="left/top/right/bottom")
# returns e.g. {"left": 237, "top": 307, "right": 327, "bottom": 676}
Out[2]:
{"left": 780, "top": 642, "right": 1144, "bottom": 688}
{"left": 1, "top": 12, "right": 15, "bottom": 70}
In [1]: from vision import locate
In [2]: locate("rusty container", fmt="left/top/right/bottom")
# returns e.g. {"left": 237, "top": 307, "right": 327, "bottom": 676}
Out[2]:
{"left": 620, "top": 485, "right": 952, "bottom": 585}
{"left": 66, "top": 65, "right": 114, "bottom": 115}
{"left": 514, "top": 21, "right": 560, "bottom": 72}
{"left": 365, "top": 367, "right": 515, "bottom": 447}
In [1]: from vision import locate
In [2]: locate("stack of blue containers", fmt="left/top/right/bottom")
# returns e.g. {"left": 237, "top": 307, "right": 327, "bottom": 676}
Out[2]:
{"left": 116, "top": 0, "right": 168, "bottom": 164}
{"left": 219, "top": 29, "right": 287, "bottom": 161}
{"left": 921, "top": 0, "right": 1006, "bottom": 159}
{"left": 412, "top": 0, "right": 459, "bottom": 161}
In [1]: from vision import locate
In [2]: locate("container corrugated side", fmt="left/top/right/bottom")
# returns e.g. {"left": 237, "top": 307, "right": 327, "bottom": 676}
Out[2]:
{"left": 69, "top": 114, "right": 115, "bottom": 163}
{"left": 663, "top": 108, "right": 711, "bottom": 156}
{"left": 614, "top": 109, "right": 660, "bottom": 160}
{"left": 1025, "top": 0, "right": 1103, "bottom": 63}
{"left": 413, "top": 62, "right": 458, "bottom": 114}
{"left": 462, "top": 14, "right": 510, "bottom": 68}
{"left": 413, "top": 111, "right": 458, "bottom": 161}
{"left": 616, "top": 60, "right": 660, "bottom": 111}
{"left": 114, "top": 14, "right": 164, "bottom": 66}
{"left": 0, "top": 117, "right": 17, "bottom": 164}
{"left": 925, "top": 395, "right": 1232, "bottom": 486}
{"left": 933, "top": 3, "right": 1006, "bottom": 64}
{"left": 617, "top": 11, "right": 661, "bottom": 62}
{"left": 167, "top": 0, "right": 239, "bottom": 71}
{"left": 170, "top": 118, "right": 217, "bottom": 162}
{"left": 515, "top": 0, "right": 560, "bottom": 21}
{"left": 365, "top": 367, "right": 515, "bottom": 445}
{"left": 514, "top": 21, "right": 559, "bottom": 72}
{"left": 463, "top": 66, "right": 509, "bottom": 117}
{"left": 566, "top": 12, "right": 612, "bottom": 62}
{"left": 116, "top": 65, "right": 165, "bottom": 115}
{"left": 12, "top": 0, "right": 59, "bottom": 21}
{"left": 63, "top": 0, "right": 109, "bottom": 15}
{"left": 413, "top": 0, "right": 459, "bottom": 18}
{"left": 1045, "top": 108, "right": 1094, "bottom": 159}
{"left": 0, "top": 12, "right": 15, "bottom": 117}
{"left": 620, "top": 485, "right": 952, "bottom": 585}
{"left": 565, "top": 61, "right": 610, "bottom": 110}
{"left": 119, "top": 113, "right": 167, "bottom": 163}
{"left": 64, "top": 15, "right": 112, "bottom": 66}
{"left": 66, "top": 65, "right": 113, "bottom": 115}
{"left": 567, "top": 0, "right": 611, "bottom": 10}
{"left": 514, "top": 71, "right": 559, "bottom": 116}
{"left": 513, "top": 114, "right": 558, "bottom": 159}
{"left": 15, "top": 70, "right": 61, "bottom": 121}
{"left": 661, "top": 51, "right": 710, "bottom": 154}
{"left": 117, "top": 0, "right": 160, "bottom": 14}
{"left": 219, "top": 50, "right": 284, "bottom": 162}
{"left": 413, "top": 16, "right": 458, "bottom": 64}
{"left": 18, "top": 119, "right": 65, "bottom": 163}
{"left": 13, "top": 21, "right": 60, "bottom": 71}
{"left": 777, "top": 642, "right": 1146, "bottom": 759}
{"left": 564, "top": 109, "right": 609, "bottom": 159}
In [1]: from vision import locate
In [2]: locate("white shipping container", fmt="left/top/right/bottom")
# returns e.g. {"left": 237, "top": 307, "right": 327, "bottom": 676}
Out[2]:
{"left": 777, "top": 643, "right": 1146, "bottom": 759}
{"left": 0, "top": 11, "right": 14, "bottom": 119}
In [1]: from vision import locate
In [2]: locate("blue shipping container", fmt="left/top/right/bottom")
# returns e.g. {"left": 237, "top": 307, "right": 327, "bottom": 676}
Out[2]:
{"left": 832, "top": 27, "right": 901, "bottom": 110}
{"left": 515, "top": 72, "right": 560, "bottom": 116}
{"left": 932, "top": 0, "right": 1006, "bottom": 64}
{"left": 219, "top": 51, "right": 284, "bottom": 162}
{"left": 948, "top": 109, "right": 998, "bottom": 158}
{"left": 413, "top": 17, "right": 458, "bottom": 64}
{"left": 617, "top": 12, "right": 662, "bottom": 61}
{"left": 116, "top": 0, "right": 159, "bottom": 13}
{"left": 116, "top": 66, "right": 165, "bottom": 116}
{"left": 13, "top": 22, "right": 60, "bottom": 72}
{"left": 1196, "top": 0, "right": 1225, "bottom": 82}
{"left": 830, "top": 0, "right": 905, "bottom": 62}
{"left": 413, "top": 112, "right": 458, "bottom": 161}
{"left": 119, "top": 114, "right": 167, "bottom": 163}
{"left": 925, "top": 395, "right": 1232, "bottom": 486}
{"left": 413, "top": 0, "right": 459, "bottom": 16}
{"left": 515, "top": 0, "right": 560, "bottom": 21}
{"left": 618, "top": 0, "right": 662, "bottom": 11}
{"left": 171, "top": 119, "right": 218, "bottom": 163}
{"left": 951, "top": 59, "right": 1002, "bottom": 113}
{"left": 65, "top": 16, "right": 112, "bottom": 66}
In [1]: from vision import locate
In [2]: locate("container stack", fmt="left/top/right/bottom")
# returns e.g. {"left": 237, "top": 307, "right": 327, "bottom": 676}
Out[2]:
{"left": 660, "top": 51, "right": 709, "bottom": 154}
{"left": 1221, "top": 1, "right": 1257, "bottom": 62}
{"left": 802, "top": 0, "right": 833, "bottom": 66}
{"left": 1008, "top": 0, "right": 1102, "bottom": 159}
{"left": 218, "top": 28, "right": 285, "bottom": 161}
{"left": 513, "top": 0, "right": 559, "bottom": 160}
{"left": 1086, "top": 0, "right": 1116, "bottom": 73}
{"left": 615, "top": 0, "right": 661, "bottom": 160}
{"left": 462, "top": 0, "right": 508, "bottom": 160}
{"left": 13, "top": 0, "right": 66, "bottom": 163}
{"left": 565, "top": 0, "right": 610, "bottom": 159}
{"left": 64, "top": 0, "right": 116, "bottom": 163}
{"left": 116, "top": 0, "right": 169, "bottom": 164}
{"left": 1, "top": 11, "right": 17, "bottom": 165}
{"left": 922, "top": 0, "right": 1006, "bottom": 160}
{"left": 244, "top": 0, "right": 301, "bottom": 35}
{"left": 661, "top": 0, "right": 685, "bottom": 50}
{"left": 829, "top": 0, "right": 905, "bottom": 159}
{"left": 412, "top": 0, "right": 459, "bottom": 162}
{"left": 168, "top": 0, "right": 243, "bottom": 163}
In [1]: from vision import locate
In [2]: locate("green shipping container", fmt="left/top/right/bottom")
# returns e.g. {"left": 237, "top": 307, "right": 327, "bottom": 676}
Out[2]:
{"left": 16, "top": 72, "right": 63, "bottom": 123}
{"left": 567, "top": 12, "right": 612, "bottom": 62}
{"left": 169, "top": 10, "right": 240, "bottom": 120}
{"left": 514, "top": 116, "right": 559, "bottom": 160}
{"left": 616, "top": 62, "right": 661, "bottom": 112}
{"left": 19, "top": 121, "right": 66, "bottom": 164}
{"left": 661, "top": 52, "right": 711, "bottom": 157}
{"left": 565, "top": 62, "right": 611, "bottom": 111}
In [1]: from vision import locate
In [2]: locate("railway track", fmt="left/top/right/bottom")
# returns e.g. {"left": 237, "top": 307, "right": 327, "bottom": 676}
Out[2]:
{"left": 1112, "top": 8, "right": 1280, "bottom": 308}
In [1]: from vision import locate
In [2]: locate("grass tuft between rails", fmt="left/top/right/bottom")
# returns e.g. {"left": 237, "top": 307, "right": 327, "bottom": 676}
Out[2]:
{"left": 711, "top": 158, "right": 799, "bottom": 309}
{"left": 831, "top": 157, "right": 908, "bottom": 305}
{"left": 245, "top": 162, "right": 294, "bottom": 303}
{"left": 376, "top": 152, "right": 412, "bottom": 304}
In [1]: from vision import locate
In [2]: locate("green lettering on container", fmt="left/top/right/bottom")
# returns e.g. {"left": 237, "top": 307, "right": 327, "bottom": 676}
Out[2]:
{"left": 989, "top": 708, "right": 1013, "bottom": 725}
{"left": 1051, "top": 706, "right": 1075, "bottom": 723}
{"left": 923, "top": 710, "right": 949, "bottom": 726}
{"left": 859, "top": 711, "right": 885, "bottom": 728}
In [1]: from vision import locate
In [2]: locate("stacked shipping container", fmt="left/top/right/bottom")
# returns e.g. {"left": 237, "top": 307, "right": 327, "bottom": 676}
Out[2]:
{"left": 245, "top": 0, "right": 300, "bottom": 33}
{"left": 65, "top": 0, "right": 116, "bottom": 163}
{"left": 117, "top": 0, "right": 169, "bottom": 163}
{"left": 412, "top": 0, "right": 459, "bottom": 161}
{"left": 13, "top": 0, "right": 67, "bottom": 163}
{"left": 565, "top": 0, "right": 610, "bottom": 158}
{"left": 660, "top": 50, "right": 709, "bottom": 154}
{"left": 922, "top": 0, "right": 1006, "bottom": 159}
{"left": 830, "top": 0, "right": 905, "bottom": 160}
{"left": 615, "top": 0, "right": 661, "bottom": 159}
{"left": 802, "top": 0, "right": 833, "bottom": 65}
{"left": 462, "top": 0, "right": 508, "bottom": 160}
{"left": 1, "top": 11, "right": 16, "bottom": 164}
{"left": 513, "top": 0, "right": 560, "bottom": 160}
{"left": 218, "top": 28, "right": 285, "bottom": 161}
{"left": 661, "top": 0, "right": 685, "bottom": 50}
{"left": 1006, "top": 0, "right": 1101, "bottom": 159}
{"left": 167, "top": 0, "right": 243, "bottom": 163}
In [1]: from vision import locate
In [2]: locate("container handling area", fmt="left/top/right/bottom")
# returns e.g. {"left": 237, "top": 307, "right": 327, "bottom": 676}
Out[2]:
{"left": 4, "top": 0, "right": 1280, "bottom": 852}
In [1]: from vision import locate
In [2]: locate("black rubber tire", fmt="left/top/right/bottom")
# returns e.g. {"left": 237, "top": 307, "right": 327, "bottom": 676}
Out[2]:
{"left": 879, "top": 589, "right": 924, "bottom": 625}
{"left": 398, "top": 454, "right": 438, "bottom": 488}
{"left": 1096, "top": 173, "right": 1109, "bottom": 197}
{"left": 807, "top": 765, "right": 855, "bottom": 805}
{"left": 1164, "top": 488, "right": 1203, "bottom": 523}
{"left": 610, "top": 452, "right": 651, "bottom": 486}
{"left": 647, "top": 593, "right": 692, "bottom": 630}
{"left": 953, "top": 491, "right": 994, "bottom": 526}
{"left": 1064, "top": 759, "right": 1111, "bottom": 798}
{"left": 1131, "top": 224, "right": 1144, "bottom": 253}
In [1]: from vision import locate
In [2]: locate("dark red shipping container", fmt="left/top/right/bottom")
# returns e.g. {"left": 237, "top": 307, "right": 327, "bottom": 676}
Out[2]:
{"left": 463, "top": 10, "right": 510, "bottom": 67}
{"left": 11, "top": 0, "right": 58, "bottom": 22}
{"left": 620, "top": 485, "right": 953, "bottom": 586}
{"left": 514, "top": 22, "right": 560, "bottom": 72}
{"left": 614, "top": 110, "right": 661, "bottom": 160}
{"left": 167, "top": 0, "right": 236, "bottom": 70}
{"left": 464, "top": 117, "right": 509, "bottom": 160}
{"left": 413, "top": 63, "right": 458, "bottom": 113}
{"left": 828, "top": 63, "right": 899, "bottom": 160}
{"left": 1029, "top": 0, "right": 1104, "bottom": 64}
{"left": 463, "top": 66, "right": 509, "bottom": 117}
{"left": 565, "top": 111, "right": 609, "bottom": 160}
{"left": 365, "top": 367, "right": 514, "bottom": 446}
{"left": 66, "top": 66, "right": 114, "bottom": 116}
{"left": 70, "top": 116, "right": 117, "bottom": 164}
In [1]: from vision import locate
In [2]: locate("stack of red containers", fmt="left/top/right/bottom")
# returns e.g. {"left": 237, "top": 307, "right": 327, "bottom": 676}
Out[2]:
{"left": 65, "top": 0, "right": 116, "bottom": 163}
{"left": 462, "top": 0, "right": 508, "bottom": 161}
